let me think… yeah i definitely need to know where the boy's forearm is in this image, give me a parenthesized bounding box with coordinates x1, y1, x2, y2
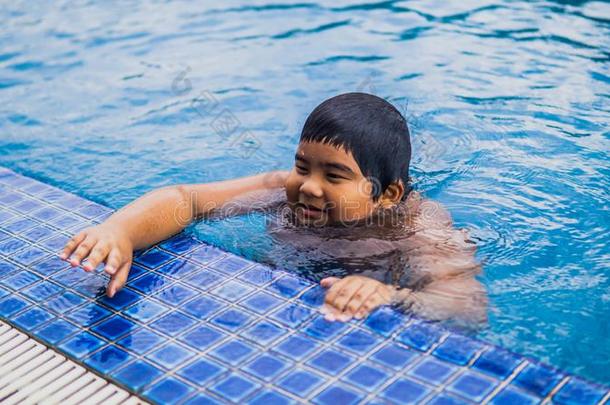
(104, 185, 192, 250)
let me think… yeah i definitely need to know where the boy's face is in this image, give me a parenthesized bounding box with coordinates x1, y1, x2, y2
(285, 141, 379, 227)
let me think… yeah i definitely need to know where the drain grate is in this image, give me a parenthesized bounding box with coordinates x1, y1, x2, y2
(0, 320, 147, 405)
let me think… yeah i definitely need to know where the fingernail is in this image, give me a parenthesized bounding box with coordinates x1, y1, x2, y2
(324, 313, 336, 322)
(105, 266, 116, 275)
(59, 252, 66, 259)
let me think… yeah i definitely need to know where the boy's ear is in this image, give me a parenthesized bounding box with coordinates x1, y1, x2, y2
(379, 180, 405, 207)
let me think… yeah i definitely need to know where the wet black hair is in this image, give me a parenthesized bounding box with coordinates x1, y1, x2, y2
(300, 92, 412, 202)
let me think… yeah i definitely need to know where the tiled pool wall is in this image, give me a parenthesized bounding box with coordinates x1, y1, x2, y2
(0, 166, 608, 405)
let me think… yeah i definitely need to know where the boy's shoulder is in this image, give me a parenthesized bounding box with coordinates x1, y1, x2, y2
(405, 191, 452, 229)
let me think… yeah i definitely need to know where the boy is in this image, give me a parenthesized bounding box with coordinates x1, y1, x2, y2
(60, 93, 486, 323)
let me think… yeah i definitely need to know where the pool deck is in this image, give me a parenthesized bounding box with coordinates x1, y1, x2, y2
(0, 166, 608, 405)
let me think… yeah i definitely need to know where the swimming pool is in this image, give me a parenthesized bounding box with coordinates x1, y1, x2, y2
(1, 0, 608, 387)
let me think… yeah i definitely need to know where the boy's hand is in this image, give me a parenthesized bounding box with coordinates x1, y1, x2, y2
(320, 275, 396, 322)
(59, 224, 133, 298)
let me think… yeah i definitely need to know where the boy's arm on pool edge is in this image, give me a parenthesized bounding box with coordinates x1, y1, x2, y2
(60, 170, 289, 296)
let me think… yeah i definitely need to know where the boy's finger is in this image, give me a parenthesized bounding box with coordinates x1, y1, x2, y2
(59, 232, 87, 260)
(320, 277, 340, 288)
(69, 236, 97, 266)
(346, 282, 377, 317)
(324, 278, 349, 306)
(106, 260, 131, 298)
(82, 243, 109, 272)
(358, 293, 385, 318)
(104, 249, 122, 275)
(330, 278, 364, 313)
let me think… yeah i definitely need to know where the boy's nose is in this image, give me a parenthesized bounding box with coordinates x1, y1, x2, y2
(299, 178, 323, 198)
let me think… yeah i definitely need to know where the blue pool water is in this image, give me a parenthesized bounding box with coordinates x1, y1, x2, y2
(0, 0, 609, 386)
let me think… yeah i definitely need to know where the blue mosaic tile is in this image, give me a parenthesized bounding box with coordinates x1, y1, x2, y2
(336, 328, 379, 354)
(98, 287, 142, 309)
(397, 320, 444, 351)
(446, 370, 497, 402)
(514, 362, 564, 397)
(184, 394, 223, 405)
(179, 325, 224, 350)
(243, 320, 287, 345)
(0, 295, 30, 317)
(211, 279, 254, 301)
(177, 357, 226, 386)
(84, 345, 135, 374)
(154, 283, 197, 305)
(238, 265, 276, 285)
(363, 305, 405, 337)
(427, 393, 470, 405)
(473, 346, 523, 379)
(39, 234, 70, 251)
(32, 206, 63, 221)
(128, 272, 171, 294)
(159, 234, 201, 255)
(268, 274, 310, 298)
(210, 340, 256, 366)
(489, 385, 539, 405)
(307, 348, 354, 375)
(211, 308, 252, 332)
(30, 256, 69, 276)
(58, 331, 106, 359)
(147, 342, 195, 369)
(10, 246, 48, 266)
(91, 315, 137, 340)
(143, 376, 194, 404)
(157, 259, 200, 279)
(184, 268, 223, 290)
(183, 295, 222, 319)
(241, 291, 283, 315)
(111, 360, 164, 392)
(408, 357, 458, 385)
(212, 255, 257, 277)
(299, 285, 325, 307)
(0, 270, 41, 290)
(51, 268, 89, 287)
(270, 302, 314, 328)
(210, 372, 261, 402)
(117, 327, 165, 355)
(371, 342, 419, 371)
(21, 224, 55, 242)
(35, 318, 78, 345)
(381, 377, 431, 404)
(3, 217, 39, 233)
(553, 377, 607, 405)
(274, 333, 318, 361)
(124, 298, 170, 322)
(249, 389, 294, 405)
(304, 316, 348, 340)
(343, 363, 390, 392)
(65, 302, 112, 326)
(245, 354, 289, 382)
(184, 244, 225, 265)
(312, 384, 364, 405)
(12, 306, 54, 329)
(0, 237, 29, 254)
(277, 369, 323, 396)
(43, 291, 85, 314)
(134, 247, 175, 269)
(433, 334, 483, 366)
(150, 310, 196, 337)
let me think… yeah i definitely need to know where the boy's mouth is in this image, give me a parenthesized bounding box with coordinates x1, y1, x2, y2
(295, 202, 325, 219)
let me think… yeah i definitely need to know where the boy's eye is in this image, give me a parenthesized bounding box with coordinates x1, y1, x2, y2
(295, 165, 308, 173)
(327, 173, 345, 180)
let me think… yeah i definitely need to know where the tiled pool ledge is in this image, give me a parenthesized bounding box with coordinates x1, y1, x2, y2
(0, 166, 608, 405)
